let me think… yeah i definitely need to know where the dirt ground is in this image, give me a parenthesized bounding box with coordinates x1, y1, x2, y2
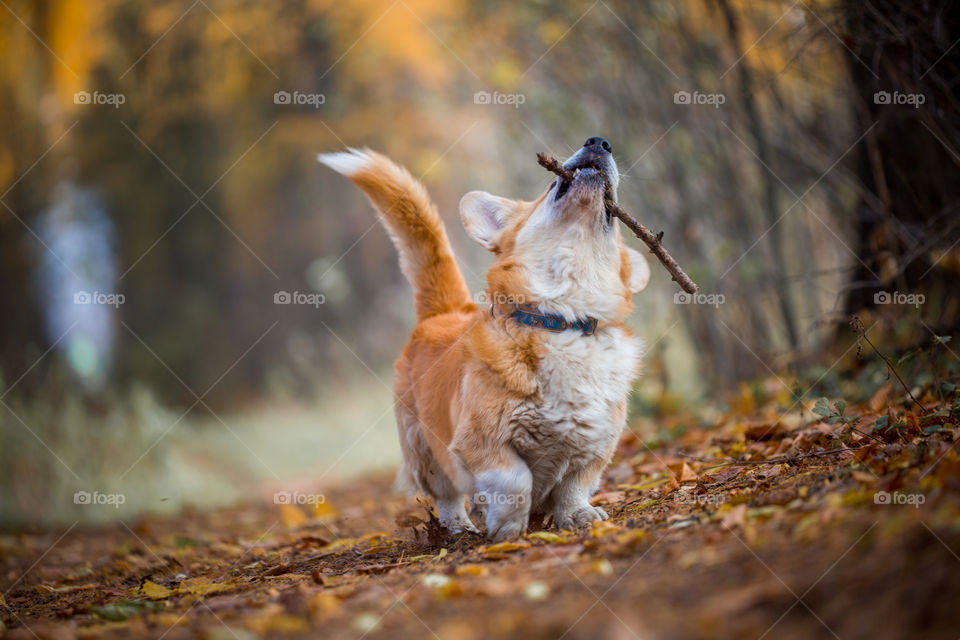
(3, 369, 960, 640)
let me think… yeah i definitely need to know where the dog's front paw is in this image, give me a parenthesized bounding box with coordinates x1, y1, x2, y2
(487, 513, 527, 541)
(469, 497, 488, 523)
(555, 504, 608, 531)
(437, 498, 480, 535)
(475, 465, 532, 541)
(446, 518, 480, 535)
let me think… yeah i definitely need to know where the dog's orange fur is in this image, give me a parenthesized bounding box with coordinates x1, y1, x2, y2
(318, 148, 645, 539)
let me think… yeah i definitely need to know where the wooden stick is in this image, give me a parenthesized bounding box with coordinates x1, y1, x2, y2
(537, 153, 699, 294)
(536, 152, 576, 183)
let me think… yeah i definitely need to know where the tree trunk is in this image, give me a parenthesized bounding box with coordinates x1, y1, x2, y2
(840, 0, 960, 333)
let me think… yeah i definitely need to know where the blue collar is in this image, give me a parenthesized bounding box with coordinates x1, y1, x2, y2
(492, 303, 599, 336)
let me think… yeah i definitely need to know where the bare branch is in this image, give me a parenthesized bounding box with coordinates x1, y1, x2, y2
(537, 153, 699, 294)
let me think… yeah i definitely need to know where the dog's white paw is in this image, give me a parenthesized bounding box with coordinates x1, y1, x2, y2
(469, 497, 488, 522)
(555, 504, 608, 531)
(436, 498, 479, 534)
(445, 517, 480, 535)
(487, 513, 527, 541)
(475, 465, 532, 541)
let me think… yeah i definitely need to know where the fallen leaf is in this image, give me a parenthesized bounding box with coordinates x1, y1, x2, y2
(721, 504, 747, 529)
(315, 538, 357, 557)
(662, 475, 682, 495)
(593, 559, 613, 576)
(526, 531, 568, 544)
(852, 471, 878, 484)
(308, 592, 341, 621)
(614, 529, 648, 547)
(454, 564, 489, 577)
(244, 614, 309, 634)
(754, 464, 784, 481)
(869, 383, 894, 412)
(628, 499, 659, 512)
(362, 544, 394, 556)
(137, 580, 173, 600)
(744, 420, 783, 441)
(619, 476, 671, 492)
(702, 465, 743, 485)
(280, 504, 308, 529)
(300, 535, 332, 547)
(670, 462, 698, 484)
(89, 599, 161, 622)
(483, 541, 530, 554)
(422, 573, 463, 598)
(395, 514, 425, 528)
(177, 577, 233, 596)
(311, 500, 338, 519)
(590, 490, 626, 505)
(260, 564, 294, 576)
(590, 520, 622, 538)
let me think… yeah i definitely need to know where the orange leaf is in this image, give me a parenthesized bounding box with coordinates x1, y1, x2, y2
(590, 490, 626, 505)
(669, 462, 698, 484)
(280, 503, 308, 529)
(721, 504, 747, 529)
(868, 383, 894, 412)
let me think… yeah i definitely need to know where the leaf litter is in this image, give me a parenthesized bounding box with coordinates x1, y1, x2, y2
(2, 348, 960, 639)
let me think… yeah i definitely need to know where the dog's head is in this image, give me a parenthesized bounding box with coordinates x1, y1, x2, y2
(460, 137, 649, 323)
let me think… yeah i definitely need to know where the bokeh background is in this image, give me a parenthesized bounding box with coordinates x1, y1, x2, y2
(1, 0, 957, 528)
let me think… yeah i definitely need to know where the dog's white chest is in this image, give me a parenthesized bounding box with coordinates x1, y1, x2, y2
(537, 327, 640, 421)
(510, 327, 642, 478)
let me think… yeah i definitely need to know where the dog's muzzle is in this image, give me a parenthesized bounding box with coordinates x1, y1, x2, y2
(553, 136, 619, 203)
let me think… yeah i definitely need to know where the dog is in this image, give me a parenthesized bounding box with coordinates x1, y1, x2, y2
(318, 137, 649, 540)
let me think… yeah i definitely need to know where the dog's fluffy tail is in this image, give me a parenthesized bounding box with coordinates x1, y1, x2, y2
(318, 148, 472, 320)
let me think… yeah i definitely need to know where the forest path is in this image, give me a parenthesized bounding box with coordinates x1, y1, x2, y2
(3, 377, 960, 640)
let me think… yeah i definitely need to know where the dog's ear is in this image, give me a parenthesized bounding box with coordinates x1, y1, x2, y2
(625, 246, 650, 293)
(460, 191, 516, 251)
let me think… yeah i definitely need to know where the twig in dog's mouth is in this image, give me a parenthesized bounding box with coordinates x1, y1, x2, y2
(536, 152, 699, 294)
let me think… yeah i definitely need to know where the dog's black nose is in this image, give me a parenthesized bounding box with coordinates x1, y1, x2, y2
(584, 137, 612, 153)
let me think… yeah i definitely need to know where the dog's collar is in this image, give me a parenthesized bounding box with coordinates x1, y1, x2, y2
(491, 303, 598, 336)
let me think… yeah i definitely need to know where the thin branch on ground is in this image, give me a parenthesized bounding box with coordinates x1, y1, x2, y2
(851, 316, 927, 413)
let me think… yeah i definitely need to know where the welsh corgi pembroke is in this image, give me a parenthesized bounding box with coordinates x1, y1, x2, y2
(318, 137, 649, 540)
